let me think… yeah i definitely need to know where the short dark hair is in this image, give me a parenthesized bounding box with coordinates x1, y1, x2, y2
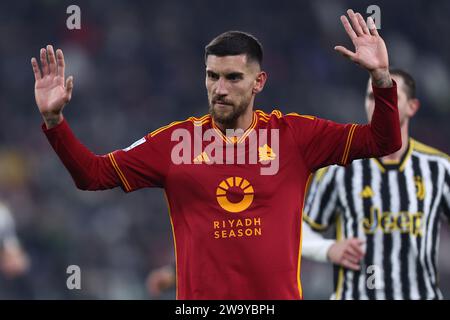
(205, 31, 263, 66)
(390, 68, 416, 99)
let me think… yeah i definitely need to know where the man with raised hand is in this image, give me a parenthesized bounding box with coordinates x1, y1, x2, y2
(31, 10, 400, 299)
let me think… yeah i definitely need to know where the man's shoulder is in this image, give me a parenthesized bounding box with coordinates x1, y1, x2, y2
(411, 138, 450, 163)
(256, 109, 316, 120)
(255, 109, 317, 128)
(146, 114, 211, 139)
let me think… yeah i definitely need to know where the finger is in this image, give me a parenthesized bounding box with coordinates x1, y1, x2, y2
(342, 258, 361, 271)
(56, 49, 65, 78)
(349, 241, 366, 257)
(40, 48, 49, 75)
(340, 15, 357, 40)
(343, 256, 359, 266)
(345, 246, 364, 260)
(356, 12, 370, 35)
(367, 17, 379, 36)
(334, 46, 356, 60)
(47, 45, 57, 75)
(347, 9, 364, 36)
(31, 57, 41, 81)
(64, 76, 74, 102)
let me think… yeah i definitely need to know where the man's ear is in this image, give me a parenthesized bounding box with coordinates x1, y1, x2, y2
(408, 98, 420, 118)
(253, 71, 267, 94)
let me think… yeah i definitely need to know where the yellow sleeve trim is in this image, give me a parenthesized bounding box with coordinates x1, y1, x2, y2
(108, 153, 132, 192)
(315, 167, 330, 182)
(341, 124, 357, 165)
(303, 214, 328, 231)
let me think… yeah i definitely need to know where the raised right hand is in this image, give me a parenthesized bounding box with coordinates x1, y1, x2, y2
(327, 237, 365, 271)
(31, 45, 73, 129)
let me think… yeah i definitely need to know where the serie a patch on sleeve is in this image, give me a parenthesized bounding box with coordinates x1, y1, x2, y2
(123, 137, 146, 152)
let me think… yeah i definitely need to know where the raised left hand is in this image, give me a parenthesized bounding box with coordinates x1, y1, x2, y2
(335, 9, 389, 75)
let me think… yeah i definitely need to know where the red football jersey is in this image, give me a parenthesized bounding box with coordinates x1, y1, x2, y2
(43, 84, 400, 299)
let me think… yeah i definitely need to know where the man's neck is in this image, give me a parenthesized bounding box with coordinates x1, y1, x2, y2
(381, 123, 409, 163)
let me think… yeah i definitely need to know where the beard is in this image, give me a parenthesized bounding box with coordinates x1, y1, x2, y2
(209, 97, 250, 127)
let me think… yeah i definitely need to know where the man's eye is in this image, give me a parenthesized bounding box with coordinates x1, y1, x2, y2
(227, 74, 242, 81)
(208, 73, 219, 80)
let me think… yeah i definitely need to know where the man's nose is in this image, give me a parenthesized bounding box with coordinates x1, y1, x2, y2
(215, 78, 228, 95)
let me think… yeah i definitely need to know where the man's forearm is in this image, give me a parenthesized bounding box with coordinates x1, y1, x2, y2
(302, 221, 335, 263)
(345, 81, 401, 163)
(43, 119, 121, 190)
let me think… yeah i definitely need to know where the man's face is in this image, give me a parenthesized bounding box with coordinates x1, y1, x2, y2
(205, 54, 262, 125)
(365, 75, 410, 126)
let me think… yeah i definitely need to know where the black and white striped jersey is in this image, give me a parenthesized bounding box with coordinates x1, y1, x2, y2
(303, 138, 450, 300)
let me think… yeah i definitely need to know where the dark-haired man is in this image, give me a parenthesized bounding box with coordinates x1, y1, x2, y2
(31, 10, 401, 299)
(302, 69, 450, 300)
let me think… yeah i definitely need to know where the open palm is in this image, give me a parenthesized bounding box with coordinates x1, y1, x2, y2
(31, 45, 73, 117)
(335, 10, 388, 72)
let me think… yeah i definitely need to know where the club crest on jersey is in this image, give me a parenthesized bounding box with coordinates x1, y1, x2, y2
(415, 176, 425, 201)
(258, 144, 276, 163)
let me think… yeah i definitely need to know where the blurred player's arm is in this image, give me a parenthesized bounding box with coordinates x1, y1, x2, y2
(146, 264, 176, 297)
(301, 221, 335, 262)
(0, 203, 29, 278)
(302, 222, 364, 271)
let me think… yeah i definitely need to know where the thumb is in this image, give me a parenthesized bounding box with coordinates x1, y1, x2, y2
(64, 76, 74, 102)
(334, 46, 356, 60)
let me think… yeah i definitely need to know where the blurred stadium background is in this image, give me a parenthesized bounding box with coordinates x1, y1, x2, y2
(0, 0, 449, 299)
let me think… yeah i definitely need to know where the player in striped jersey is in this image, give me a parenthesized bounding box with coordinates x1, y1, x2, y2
(302, 69, 450, 299)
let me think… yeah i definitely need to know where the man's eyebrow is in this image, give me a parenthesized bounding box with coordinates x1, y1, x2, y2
(206, 69, 244, 74)
(226, 72, 244, 76)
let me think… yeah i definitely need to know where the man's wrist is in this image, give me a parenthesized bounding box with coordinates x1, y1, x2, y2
(324, 240, 337, 262)
(370, 68, 393, 88)
(42, 113, 64, 129)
